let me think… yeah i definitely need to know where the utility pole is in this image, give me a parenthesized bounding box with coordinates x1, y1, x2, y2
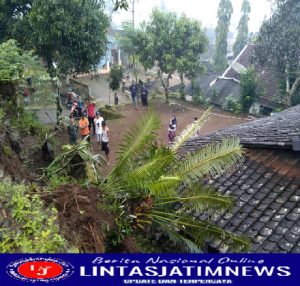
(131, 0, 135, 29)
(131, 0, 139, 102)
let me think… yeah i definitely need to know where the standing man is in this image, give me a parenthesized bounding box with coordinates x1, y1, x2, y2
(77, 95, 84, 117)
(101, 121, 110, 164)
(79, 112, 90, 141)
(87, 97, 96, 135)
(94, 111, 104, 150)
(129, 80, 138, 110)
(67, 116, 78, 145)
(141, 84, 149, 110)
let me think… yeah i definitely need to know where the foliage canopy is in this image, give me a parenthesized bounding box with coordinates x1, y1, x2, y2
(214, 0, 233, 72)
(233, 0, 251, 57)
(254, 0, 300, 106)
(127, 9, 208, 100)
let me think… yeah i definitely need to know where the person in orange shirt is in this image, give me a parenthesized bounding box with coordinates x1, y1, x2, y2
(79, 112, 90, 141)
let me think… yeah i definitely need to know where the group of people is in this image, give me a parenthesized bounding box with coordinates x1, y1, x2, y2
(129, 81, 149, 110)
(67, 96, 110, 164)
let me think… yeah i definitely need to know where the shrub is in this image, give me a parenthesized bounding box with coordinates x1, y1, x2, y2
(98, 107, 123, 120)
(3, 145, 12, 156)
(0, 183, 76, 252)
(224, 96, 242, 113)
(240, 67, 258, 112)
(12, 111, 50, 139)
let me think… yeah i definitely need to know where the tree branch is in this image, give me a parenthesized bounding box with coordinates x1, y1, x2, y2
(289, 76, 300, 98)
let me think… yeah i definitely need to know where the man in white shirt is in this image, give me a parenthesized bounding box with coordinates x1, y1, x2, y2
(94, 111, 104, 150)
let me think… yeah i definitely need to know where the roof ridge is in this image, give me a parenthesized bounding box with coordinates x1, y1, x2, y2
(186, 105, 300, 150)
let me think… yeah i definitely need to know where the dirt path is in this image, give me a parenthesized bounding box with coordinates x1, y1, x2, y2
(90, 99, 252, 176)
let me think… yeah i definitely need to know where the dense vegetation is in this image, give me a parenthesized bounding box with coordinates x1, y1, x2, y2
(120, 9, 208, 100)
(254, 0, 300, 106)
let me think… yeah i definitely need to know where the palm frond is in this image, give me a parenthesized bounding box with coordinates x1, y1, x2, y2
(170, 108, 211, 153)
(177, 184, 233, 212)
(146, 176, 181, 198)
(156, 223, 202, 253)
(174, 138, 243, 186)
(109, 113, 160, 178)
(151, 210, 249, 252)
(123, 148, 175, 191)
(157, 193, 233, 213)
(43, 140, 105, 181)
(189, 221, 250, 252)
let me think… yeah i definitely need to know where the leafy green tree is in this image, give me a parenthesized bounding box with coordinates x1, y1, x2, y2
(134, 9, 177, 101)
(0, 0, 109, 75)
(233, 0, 251, 57)
(112, 0, 129, 11)
(117, 22, 143, 79)
(0, 39, 62, 123)
(28, 0, 109, 75)
(175, 14, 208, 99)
(109, 64, 124, 104)
(0, 0, 32, 43)
(0, 39, 52, 94)
(255, 0, 300, 106)
(240, 67, 257, 112)
(117, 23, 137, 57)
(254, 0, 300, 107)
(131, 9, 208, 101)
(214, 0, 233, 72)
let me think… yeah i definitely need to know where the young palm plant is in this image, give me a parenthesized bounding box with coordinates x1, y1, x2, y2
(101, 110, 249, 252)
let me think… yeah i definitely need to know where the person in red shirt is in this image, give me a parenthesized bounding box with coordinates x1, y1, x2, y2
(87, 98, 96, 136)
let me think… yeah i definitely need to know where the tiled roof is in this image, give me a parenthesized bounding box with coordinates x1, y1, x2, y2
(185, 105, 300, 149)
(203, 149, 300, 253)
(223, 44, 255, 79)
(182, 107, 300, 253)
(209, 43, 282, 107)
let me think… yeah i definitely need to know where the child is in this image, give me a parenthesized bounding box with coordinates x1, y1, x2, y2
(94, 111, 104, 150)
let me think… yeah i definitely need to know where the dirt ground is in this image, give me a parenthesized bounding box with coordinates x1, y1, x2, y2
(91, 99, 252, 175)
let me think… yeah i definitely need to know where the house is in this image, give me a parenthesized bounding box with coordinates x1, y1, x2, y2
(208, 43, 284, 115)
(182, 105, 300, 253)
(98, 27, 129, 71)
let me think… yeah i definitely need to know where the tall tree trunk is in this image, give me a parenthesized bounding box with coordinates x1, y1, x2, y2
(285, 65, 291, 107)
(179, 72, 185, 99)
(158, 70, 170, 102)
(287, 76, 300, 106)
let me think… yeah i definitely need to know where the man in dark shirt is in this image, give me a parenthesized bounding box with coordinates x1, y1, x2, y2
(129, 81, 139, 110)
(141, 84, 149, 110)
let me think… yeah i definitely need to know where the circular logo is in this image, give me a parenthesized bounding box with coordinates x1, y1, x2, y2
(6, 257, 74, 283)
